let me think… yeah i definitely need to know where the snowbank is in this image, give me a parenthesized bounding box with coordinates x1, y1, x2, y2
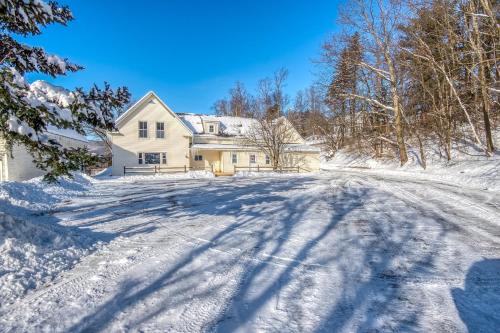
(0, 173, 93, 216)
(0, 214, 99, 308)
(234, 171, 310, 178)
(99, 170, 215, 183)
(0, 173, 98, 308)
(321, 138, 500, 191)
(93, 166, 112, 177)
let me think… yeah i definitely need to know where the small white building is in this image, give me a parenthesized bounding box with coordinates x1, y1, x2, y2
(0, 128, 88, 182)
(0, 80, 92, 182)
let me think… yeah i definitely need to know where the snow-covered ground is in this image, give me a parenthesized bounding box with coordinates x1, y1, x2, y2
(234, 170, 309, 178)
(1, 171, 499, 332)
(95, 169, 215, 183)
(0, 174, 101, 307)
(322, 136, 500, 192)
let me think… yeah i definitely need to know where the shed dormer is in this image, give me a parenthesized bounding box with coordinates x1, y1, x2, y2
(202, 120, 220, 134)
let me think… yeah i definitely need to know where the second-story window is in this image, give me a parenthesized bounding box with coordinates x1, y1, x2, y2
(156, 122, 165, 138)
(138, 121, 148, 138)
(209, 125, 215, 133)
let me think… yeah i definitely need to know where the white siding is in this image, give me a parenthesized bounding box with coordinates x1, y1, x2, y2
(1, 134, 88, 182)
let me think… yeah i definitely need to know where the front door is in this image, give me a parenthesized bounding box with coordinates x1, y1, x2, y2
(213, 159, 221, 173)
(209, 152, 222, 173)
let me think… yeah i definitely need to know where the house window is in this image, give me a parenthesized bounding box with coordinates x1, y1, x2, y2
(138, 152, 143, 164)
(145, 153, 160, 164)
(162, 152, 167, 164)
(231, 153, 238, 164)
(208, 125, 215, 133)
(265, 154, 270, 165)
(249, 154, 256, 164)
(156, 122, 165, 138)
(194, 155, 203, 161)
(138, 121, 148, 138)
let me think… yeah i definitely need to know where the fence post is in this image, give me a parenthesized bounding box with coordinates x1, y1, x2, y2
(257, 165, 260, 172)
(123, 165, 126, 175)
(184, 165, 187, 173)
(234, 165, 236, 174)
(297, 165, 300, 173)
(211, 164, 214, 173)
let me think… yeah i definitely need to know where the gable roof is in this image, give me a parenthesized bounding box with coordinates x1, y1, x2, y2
(115, 91, 193, 135)
(179, 114, 306, 143)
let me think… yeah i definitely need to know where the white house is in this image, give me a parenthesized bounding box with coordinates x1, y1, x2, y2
(110, 91, 320, 176)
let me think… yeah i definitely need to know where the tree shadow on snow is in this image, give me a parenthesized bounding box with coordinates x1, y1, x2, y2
(61, 175, 476, 332)
(66, 176, 323, 332)
(452, 259, 500, 333)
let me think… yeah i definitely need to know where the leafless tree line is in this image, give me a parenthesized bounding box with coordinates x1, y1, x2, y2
(318, 0, 498, 166)
(214, 0, 498, 168)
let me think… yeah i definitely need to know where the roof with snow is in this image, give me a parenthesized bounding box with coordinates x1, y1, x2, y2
(179, 114, 258, 136)
(46, 126, 88, 143)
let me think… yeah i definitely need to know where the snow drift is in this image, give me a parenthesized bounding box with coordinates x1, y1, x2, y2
(0, 213, 99, 308)
(0, 173, 93, 216)
(0, 173, 98, 308)
(234, 171, 310, 178)
(321, 132, 500, 192)
(98, 170, 215, 182)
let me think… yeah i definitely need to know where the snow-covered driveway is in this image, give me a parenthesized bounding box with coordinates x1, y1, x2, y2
(2, 172, 499, 332)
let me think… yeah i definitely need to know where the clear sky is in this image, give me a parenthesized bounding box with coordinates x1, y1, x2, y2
(24, 0, 340, 114)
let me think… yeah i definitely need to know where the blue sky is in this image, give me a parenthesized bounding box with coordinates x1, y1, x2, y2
(24, 0, 340, 114)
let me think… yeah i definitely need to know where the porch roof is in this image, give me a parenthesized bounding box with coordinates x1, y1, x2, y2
(191, 143, 321, 153)
(191, 144, 254, 151)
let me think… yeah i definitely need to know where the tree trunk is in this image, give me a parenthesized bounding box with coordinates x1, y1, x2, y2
(417, 132, 426, 169)
(393, 92, 408, 165)
(470, 5, 495, 153)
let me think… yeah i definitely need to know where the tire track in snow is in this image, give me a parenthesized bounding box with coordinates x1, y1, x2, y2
(335, 170, 500, 245)
(372, 179, 500, 245)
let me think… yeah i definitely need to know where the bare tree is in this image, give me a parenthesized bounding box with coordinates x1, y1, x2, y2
(400, 0, 497, 156)
(212, 81, 254, 117)
(213, 98, 230, 116)
(254, 68, 290, 119)
(315, 0, 498, 165)
(288, 85, 328, 138)
(243, 117, 298, 170)
(336, 0, 409, 165)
